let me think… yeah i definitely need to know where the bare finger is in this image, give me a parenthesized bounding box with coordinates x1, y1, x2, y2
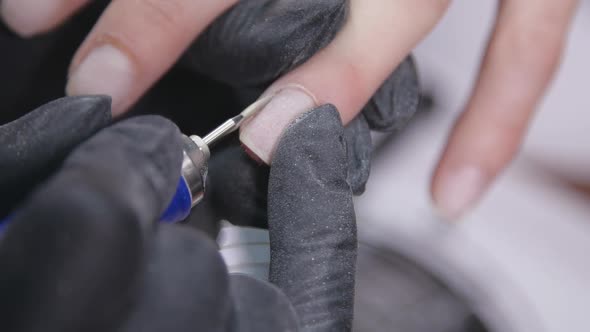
(431, 0, 578, 220)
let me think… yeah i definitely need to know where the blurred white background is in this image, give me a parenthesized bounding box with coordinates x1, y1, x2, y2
(356, 1, 590, 331)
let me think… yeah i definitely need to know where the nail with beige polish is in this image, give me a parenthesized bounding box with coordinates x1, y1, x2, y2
(66, 44, 135, 116)
(239, 85, 318, 164)
(433, 166, 488, 221)
(1, 0, 61, 37)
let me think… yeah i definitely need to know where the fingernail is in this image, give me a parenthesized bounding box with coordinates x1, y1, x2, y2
(433, 166, 488, 221)
(239, 85, 318, 164)
(1, 0, 61, 37)
(66, 44, 135, 116)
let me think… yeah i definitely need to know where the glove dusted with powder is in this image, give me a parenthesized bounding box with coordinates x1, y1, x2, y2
(188, 0, 420, 232)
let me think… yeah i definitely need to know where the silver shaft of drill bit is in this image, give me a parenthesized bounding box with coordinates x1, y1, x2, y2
(202, 94, 275, 146)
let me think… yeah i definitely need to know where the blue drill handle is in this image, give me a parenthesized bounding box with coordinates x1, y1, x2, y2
(159, 177, 194, 223)
(0, 177, 194, 232)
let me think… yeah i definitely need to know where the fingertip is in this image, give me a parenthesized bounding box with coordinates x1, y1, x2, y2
(1, 0, 88, 37)
(57, 95, 113, 119)
(66, 44, 136, 116)
(430, 163, 490, 222)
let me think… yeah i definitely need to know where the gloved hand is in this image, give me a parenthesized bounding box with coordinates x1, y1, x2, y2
(0, 95, 357, 331)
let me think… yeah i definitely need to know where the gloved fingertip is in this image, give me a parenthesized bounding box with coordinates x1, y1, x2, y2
(363, 56, 420, 132)
(229, 274, 299, 331)
(13, 95, 113, 130)
(240, 143, 265, 166)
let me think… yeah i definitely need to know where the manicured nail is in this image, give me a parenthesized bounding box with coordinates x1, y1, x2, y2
(66, 44, 135, 116)
(433, 166, 488, 221)
(239, 85, 318, 164)
(1, 0, 60, 37)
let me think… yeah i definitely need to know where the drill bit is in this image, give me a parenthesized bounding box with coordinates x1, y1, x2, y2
(202, 94, 275, 146)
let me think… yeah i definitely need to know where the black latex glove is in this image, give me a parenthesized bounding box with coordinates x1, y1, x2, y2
(0, 96, 306, 332)
(0, 4, 420, 330)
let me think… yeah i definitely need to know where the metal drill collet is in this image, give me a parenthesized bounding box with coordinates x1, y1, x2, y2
(181, 135, 210, 207)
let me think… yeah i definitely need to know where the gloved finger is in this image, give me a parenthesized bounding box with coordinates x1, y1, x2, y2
(186, 143, 269, 237)
(119, 224, 233, 332)
(184, 0, 348, 87)
(0, 95, 111, 217)
(229, 274, 300, 331)
(431, 0, 578, 221)
(1, 0, 90, 37)
(239, 0, 447, 164)
(65, 0, 237, 115)
(186, 0, 419, 127)
(0, 115, 183, 332)
(268, 105, 356, 330)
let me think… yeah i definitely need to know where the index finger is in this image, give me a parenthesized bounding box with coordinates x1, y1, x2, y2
(66, 0, 237, 115)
